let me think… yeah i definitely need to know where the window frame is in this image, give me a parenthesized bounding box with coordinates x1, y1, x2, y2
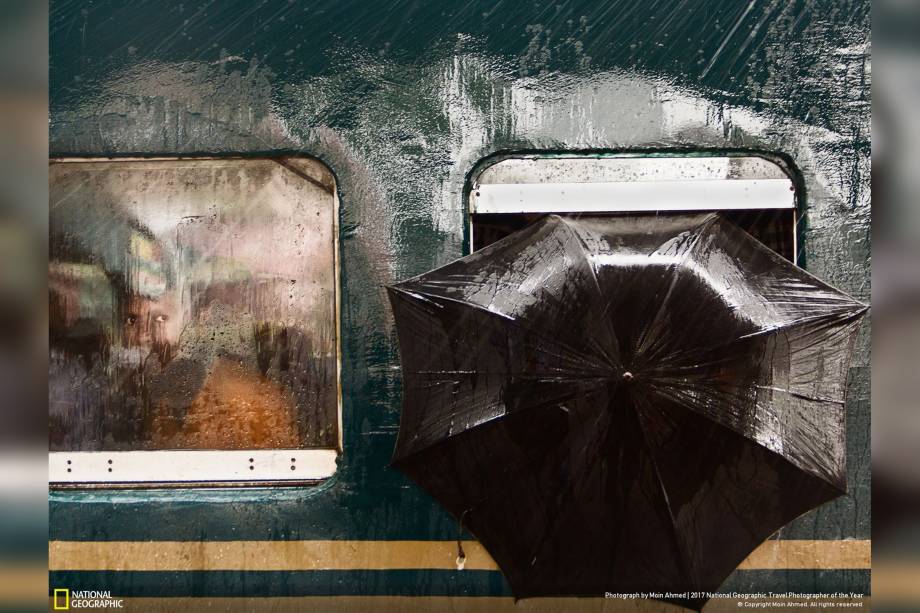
(467, 152, 799, 262)
(48, 156, 343, 488)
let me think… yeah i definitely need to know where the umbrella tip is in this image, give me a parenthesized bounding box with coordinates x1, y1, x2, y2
(622, 371, 634, 383)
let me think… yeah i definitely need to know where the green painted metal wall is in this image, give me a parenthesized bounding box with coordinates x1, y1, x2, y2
(49, 0, 871, 598)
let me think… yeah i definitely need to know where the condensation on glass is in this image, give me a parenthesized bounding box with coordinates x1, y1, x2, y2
(49, 158, 341, 460)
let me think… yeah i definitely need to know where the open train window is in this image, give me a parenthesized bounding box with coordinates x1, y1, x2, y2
(49, 157, 341, 487)
(469, 154, 798, 262)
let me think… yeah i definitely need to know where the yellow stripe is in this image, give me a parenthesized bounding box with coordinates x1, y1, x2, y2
(50, 540, 497, 571)
(49, 539, 870, 572)
(736, 539, 870, 569)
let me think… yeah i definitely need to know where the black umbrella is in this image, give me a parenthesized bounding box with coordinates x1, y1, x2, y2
(387, 213, 867, 609)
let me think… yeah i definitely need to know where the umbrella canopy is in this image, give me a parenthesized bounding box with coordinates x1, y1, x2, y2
(387, 213, 867, 608)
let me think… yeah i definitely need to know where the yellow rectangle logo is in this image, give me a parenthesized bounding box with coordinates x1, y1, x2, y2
(53, 588, 69, 610)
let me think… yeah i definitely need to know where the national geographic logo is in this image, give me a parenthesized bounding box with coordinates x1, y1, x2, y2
(52, 589, 125, 609)
(53, 589, 68, 610)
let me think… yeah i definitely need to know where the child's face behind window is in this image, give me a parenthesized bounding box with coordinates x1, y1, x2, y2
(121, 291, 181, 367)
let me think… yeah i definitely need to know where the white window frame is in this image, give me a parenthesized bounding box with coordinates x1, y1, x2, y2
(48, 157, 343, 488)
(49, 449, 338, 487)
(469, 154, 798, 261)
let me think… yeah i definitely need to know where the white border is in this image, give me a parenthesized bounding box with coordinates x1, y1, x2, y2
(472, 178, 794, 214)
(49, 449, 338, 484)
(469, 155, 795, 214)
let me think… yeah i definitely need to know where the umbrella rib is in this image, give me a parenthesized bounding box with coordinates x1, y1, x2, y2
(394, 378, 612, 462)
(516, 401, 616, 570)
(752, 385, 845, 405)
(731, 308, 868, 344)
(391, 286, 614, 376)
(633, 215, 719, 369)
(643, 308, 865, 408)
(639, 300, 864, 370)
(646, 306, 865, 366)
(647, 376, 846, 406)
(714, 215, 871, 310)
(555, 216, 621, 367)
(414, 371, 613, 381)
(645, 383, 846, 491)
(631, 397, 699, 587)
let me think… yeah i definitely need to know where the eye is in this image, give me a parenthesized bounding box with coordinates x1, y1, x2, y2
(125, 314, 137, 325)
(153, 314, 169, 323)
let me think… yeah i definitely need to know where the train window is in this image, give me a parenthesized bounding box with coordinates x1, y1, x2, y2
(49, 157, 341, 487)
(469, 154, 798, 262)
